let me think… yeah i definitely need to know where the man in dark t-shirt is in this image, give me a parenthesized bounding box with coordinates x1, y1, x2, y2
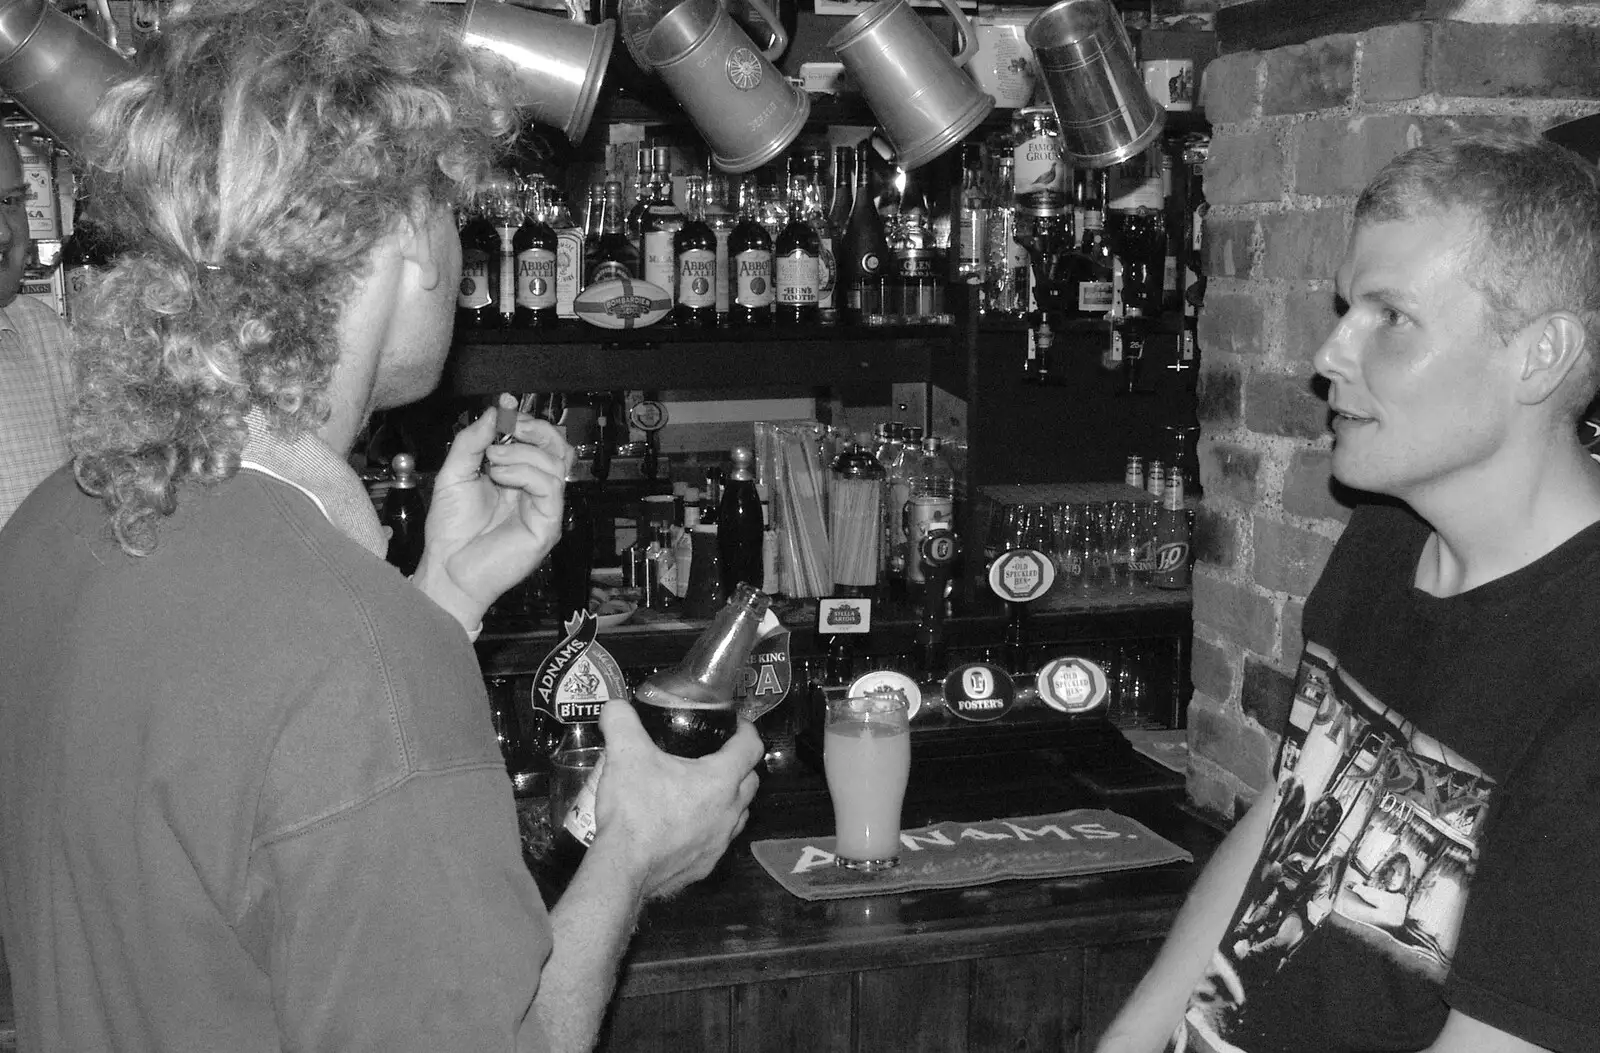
(1095, 135, 1600, 1053)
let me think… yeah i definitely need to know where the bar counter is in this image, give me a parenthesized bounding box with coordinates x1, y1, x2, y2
(560, 747, 1223, 1052)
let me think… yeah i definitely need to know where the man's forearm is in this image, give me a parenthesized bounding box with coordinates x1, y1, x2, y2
(529, 841, 650, 1053)
(1095, 783, 1278, 1053)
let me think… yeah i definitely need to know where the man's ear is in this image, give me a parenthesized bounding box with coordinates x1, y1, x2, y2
(1517, 311, 1588, 406)
(396, 200, 444, 292)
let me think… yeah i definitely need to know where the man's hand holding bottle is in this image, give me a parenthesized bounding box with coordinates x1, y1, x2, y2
(589, 698, 763, 900)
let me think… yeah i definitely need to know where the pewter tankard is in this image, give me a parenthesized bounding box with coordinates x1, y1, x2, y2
(828, 0, 991, 170)
(0, 0, 133, 151)
(644, 0, 808, 174)
(458, 0, 615, 143)
(1025, 0, 1163, 168)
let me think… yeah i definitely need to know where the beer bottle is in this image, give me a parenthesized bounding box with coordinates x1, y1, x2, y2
(837, 145, 890, 325)
(512, 185, 559, 329)
(673, 175, 719, 329)
(456, 200, 500, 329)
(382, 453, 427, 576)
(587, 180, 638, 285)
(547, 462, 594, 626)
(549, 183, 585, 320)
(625, 144, 654, 253)
(728, 176, 774, 326)
(642, 146, 684, 298)
(633, 582, 771, 756)
(1152, 473, 1191, 591)
(552, 585, 771, 859)
(775, 174, 821, 325)
(716, 446, 765, 600)
(821, 145, 853, 325)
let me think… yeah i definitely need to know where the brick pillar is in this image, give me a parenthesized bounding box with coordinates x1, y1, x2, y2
(1186, 12, 1600, 819)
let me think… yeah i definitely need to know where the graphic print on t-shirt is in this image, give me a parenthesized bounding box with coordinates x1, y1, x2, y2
(1175, 642, 1495, 1053)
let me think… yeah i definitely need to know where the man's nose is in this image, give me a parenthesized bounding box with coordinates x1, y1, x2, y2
(1312, 317, 1354, 383)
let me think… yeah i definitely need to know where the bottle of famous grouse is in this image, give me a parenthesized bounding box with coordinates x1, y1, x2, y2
(551, 584, 771, 865)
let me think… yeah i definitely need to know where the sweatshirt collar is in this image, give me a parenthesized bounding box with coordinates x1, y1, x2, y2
(238, 408, 388, 559)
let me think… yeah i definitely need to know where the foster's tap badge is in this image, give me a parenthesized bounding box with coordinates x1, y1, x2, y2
(943, 662, 1016, 723)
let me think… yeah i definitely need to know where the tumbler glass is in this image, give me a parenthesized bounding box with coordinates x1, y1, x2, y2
(824, 691, 912, 871)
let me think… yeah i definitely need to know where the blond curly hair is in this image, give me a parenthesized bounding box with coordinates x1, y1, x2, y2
(71, 0, 522, 555)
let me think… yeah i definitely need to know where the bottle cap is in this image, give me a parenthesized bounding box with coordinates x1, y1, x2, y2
(390, 453, 418, 488)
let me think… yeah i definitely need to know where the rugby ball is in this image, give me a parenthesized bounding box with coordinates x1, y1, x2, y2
(573, 277, 672, 330)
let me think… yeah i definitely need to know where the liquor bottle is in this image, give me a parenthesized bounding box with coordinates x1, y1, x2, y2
(1179, 135, 1210, 395)
(59, 176, 114, 324)
(512, 185, 559, 328)
(642, 145, 684, 298)
(728, 176, 774, 326)
(810, 156, 842, 325)
(904, 435, 954, 590)
(704, 168, 737, 321)
(886, 424, 920, 584)
(625, 144, 654, 254)
(1106, 146, 1167, 321)
(491, 180, 522, 328)
(837, 146, 890, 325)
(984, 156, 1027, 317)
(756, 165, 787, 244)
(716, 446, 765, 600)
(890, 167, 937, 325)
(586, 180, 638, 285)
(549, 183, 585, 320)
(674, 174, 719, 329)
(775, 174, 821, 325)
(547, 464, 594, 625)
(1151, 473, 1191, 590)
(701, 467, 723, 526)
(955, 143, 989, 293)
(382, 453, 427, 576)
(456, 200, 500, 329)
(1070, 170, 1114, 319)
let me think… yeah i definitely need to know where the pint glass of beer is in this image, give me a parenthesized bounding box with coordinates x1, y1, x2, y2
(824, 690, 911, 871)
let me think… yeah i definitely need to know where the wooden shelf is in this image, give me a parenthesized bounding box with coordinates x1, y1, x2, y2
(446, 319, 965, 395)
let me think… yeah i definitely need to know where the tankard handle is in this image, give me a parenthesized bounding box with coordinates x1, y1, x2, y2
(928, 0, 977, 65)
(734, 0, 788, 62)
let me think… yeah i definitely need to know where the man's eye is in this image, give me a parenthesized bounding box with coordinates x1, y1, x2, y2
(1379, 307, 1406, 327)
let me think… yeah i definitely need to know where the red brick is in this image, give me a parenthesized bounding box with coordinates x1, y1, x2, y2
(1282, 447, 1356, 524)
(1200, 440, 1261, 505)
(1194, 571, 1279, 655)
(1433, 21, 1600, 100)
(1192, 634, 1236, 703)
(1259, 208, 1347, 281)
(1281, 282, 1340, 369)
(1197, 361, 1243, 425)
(1200, 50, 1260, 124)
(1186, 765, 1245, 822)
(1241, 655, 1295, 735)
(1187, 694, 1276, 789)
(1262, 35, 1356, 115)
(1197, 287, 1266, 358)
(1205, 128, 1284, 205)
(1203, 216, 1258, 280)
(1194, 502, 1243, 569)
(1244, 369, 1329, 441)
(1360, 23, 1429, 103)
(1293, 114, 1536, 198)
(1251, 514, 1335, 595)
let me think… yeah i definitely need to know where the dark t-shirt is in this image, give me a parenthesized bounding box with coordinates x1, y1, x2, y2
(1176, 501, 1600, 1053)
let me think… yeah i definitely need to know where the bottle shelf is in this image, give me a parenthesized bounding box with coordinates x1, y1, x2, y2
(446, 319, 968, 394)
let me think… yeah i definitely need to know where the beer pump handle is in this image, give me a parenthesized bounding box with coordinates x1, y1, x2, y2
(915, 527, 960, 680)
(1003, 598, 1028, 677)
